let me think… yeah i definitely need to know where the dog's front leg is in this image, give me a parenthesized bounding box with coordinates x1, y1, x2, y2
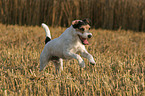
(81, 50, 96, 65)
(64, 52, 85, 68)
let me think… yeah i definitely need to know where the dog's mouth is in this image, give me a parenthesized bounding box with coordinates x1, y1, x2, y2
(78, 35, 89, 45)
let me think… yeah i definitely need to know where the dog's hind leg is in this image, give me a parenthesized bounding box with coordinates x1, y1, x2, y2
(39, 61, 49, 72)
(53, 58, 63, 74)
(39, 55, 50, 72)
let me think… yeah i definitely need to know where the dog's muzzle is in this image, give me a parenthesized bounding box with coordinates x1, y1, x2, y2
(88, 34, 92, 38)
(78, 34, 92, 45)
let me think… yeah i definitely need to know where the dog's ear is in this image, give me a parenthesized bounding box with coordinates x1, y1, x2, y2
(82, 18, 91, 25)
(72, 20, 82, 28)
(72, 20, 81, 25)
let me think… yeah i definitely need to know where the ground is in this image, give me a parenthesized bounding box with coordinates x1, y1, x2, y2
(0, 24, 145, 95)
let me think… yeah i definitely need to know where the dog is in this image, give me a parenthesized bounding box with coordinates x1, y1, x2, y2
(40, 19, 96, 74)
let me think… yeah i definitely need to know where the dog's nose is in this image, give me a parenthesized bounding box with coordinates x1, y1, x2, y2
(88, 35, 92, 38)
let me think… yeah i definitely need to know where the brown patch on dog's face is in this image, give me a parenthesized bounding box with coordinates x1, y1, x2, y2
(72, 18, 91, 29)
(78, 25, 91, 33)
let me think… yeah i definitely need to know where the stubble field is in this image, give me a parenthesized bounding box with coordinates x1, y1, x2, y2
(0, 24, 145, 96)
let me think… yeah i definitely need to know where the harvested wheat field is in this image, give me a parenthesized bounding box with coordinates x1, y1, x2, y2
(0, 24, 145, 96)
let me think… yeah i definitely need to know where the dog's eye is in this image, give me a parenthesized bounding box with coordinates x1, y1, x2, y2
(89, 28, 91, 30)
(80, 28, 84, 31)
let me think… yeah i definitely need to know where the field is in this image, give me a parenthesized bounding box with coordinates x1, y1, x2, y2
(0, 23, 145, 96)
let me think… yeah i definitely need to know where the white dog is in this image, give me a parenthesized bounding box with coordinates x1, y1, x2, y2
(40, 19, 96, 73)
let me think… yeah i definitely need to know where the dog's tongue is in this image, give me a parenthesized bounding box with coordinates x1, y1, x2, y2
(78, 35, 89, 45)
(83, 39, 89, 45)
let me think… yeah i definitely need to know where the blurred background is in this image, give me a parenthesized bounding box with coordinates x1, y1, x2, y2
(0, 0, 145, 31)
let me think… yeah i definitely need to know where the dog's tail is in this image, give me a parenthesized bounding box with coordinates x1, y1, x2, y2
(42, 23, 51, 44)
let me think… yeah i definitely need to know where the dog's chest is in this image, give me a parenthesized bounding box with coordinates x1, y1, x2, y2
(69, 43, 82, 53)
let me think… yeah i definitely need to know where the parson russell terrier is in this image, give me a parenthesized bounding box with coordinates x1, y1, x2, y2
(40, 19, 96, 73)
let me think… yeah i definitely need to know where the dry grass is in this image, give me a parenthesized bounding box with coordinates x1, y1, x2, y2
(0, 23, 145, 96)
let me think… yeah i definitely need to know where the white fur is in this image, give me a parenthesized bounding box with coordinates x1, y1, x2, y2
(40, 23, 96, 73)
(42, 23, 51, 38)
(76, 31, 92, 38)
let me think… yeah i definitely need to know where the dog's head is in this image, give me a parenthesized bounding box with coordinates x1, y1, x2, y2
(72, 19, 92, 45)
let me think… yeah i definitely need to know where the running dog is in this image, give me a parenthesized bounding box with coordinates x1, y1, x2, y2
(40, 19, 96, 73)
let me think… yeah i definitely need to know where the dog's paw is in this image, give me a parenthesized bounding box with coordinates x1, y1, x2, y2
(79, 61, 85, 68)
(89, 59, 96, 65)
